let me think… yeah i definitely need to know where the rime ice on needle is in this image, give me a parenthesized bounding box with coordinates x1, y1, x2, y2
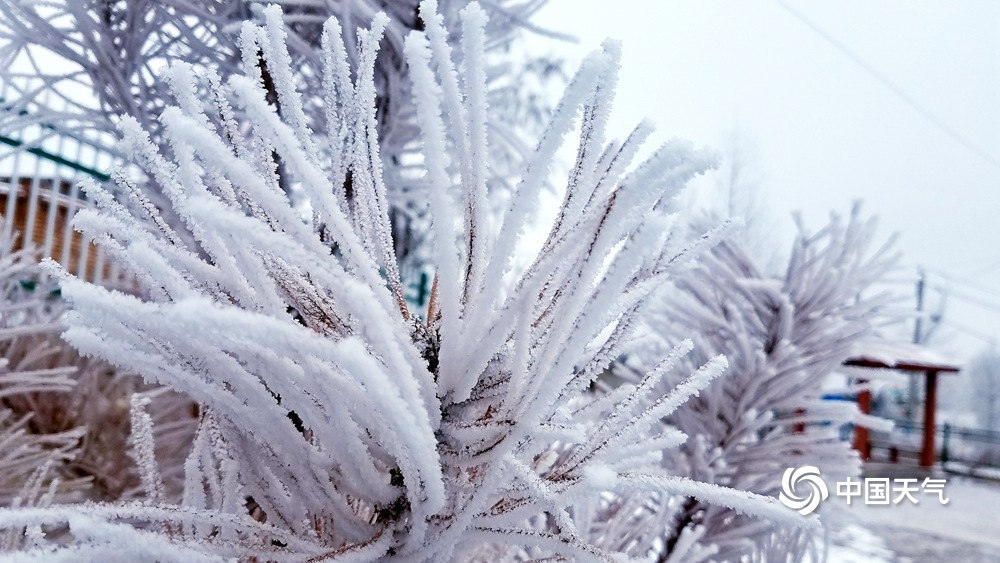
(0, 2, 812, 560)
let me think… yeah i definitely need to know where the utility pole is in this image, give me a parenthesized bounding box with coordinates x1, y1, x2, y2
(989, 340, 998, 433)
(906, 268, 926, 425)
(913, 268, 925, 344)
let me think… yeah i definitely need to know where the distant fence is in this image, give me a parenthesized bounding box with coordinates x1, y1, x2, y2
(0, 78, 123, 285)
(870, 418, 1000, 472)
(940, 422, 1000, 468)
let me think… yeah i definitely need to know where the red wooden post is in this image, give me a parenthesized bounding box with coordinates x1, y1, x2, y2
(793, 407, 806, 434)
(921, 370, 938, 467)
(854, 378, 871, 461)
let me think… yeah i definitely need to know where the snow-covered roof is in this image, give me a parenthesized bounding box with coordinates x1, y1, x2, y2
(845, 340, 961, 373)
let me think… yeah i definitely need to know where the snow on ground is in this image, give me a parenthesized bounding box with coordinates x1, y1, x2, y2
(825, 474, 1000, 562)
(826, 523, 895, 563)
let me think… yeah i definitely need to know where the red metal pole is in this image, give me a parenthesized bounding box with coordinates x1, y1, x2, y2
(921, 371, 938, 467)
(854, 379, 871, 461)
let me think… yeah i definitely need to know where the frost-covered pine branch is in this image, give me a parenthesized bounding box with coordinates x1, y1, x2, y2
(0, 3, 811, 560)
(620, 205, 902, 561)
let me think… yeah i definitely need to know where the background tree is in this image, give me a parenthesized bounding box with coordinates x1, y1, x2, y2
(619, 204, 900, 561)
(967, 346, 1000, 432)
(0, 0, 558, 270)
(711, 128, 781, 270)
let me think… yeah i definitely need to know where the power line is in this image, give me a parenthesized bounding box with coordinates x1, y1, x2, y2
(923, 266, 1000, 303)
(880, 275, 924, 286)
(772, 0, 1000, 172)
(936, 285, 1000, 316)
(962, 258, 1000, 282)
(940, 319, 997, 346)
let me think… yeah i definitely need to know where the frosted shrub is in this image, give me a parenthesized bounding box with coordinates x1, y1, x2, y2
(0, 3, 806, 560)
(0, 230, 196, 509)
(0, 0, 553, 267)
(0, 0, 544, 148)
(0, 237, 80, 512)
(621, 207, 900, 561)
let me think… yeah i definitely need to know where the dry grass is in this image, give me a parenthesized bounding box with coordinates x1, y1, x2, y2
(0, 229, 198, 506)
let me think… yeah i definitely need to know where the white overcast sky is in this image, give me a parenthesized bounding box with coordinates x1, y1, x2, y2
(525, 0, 1000, 363)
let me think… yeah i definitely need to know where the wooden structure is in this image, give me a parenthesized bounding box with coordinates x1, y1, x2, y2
(845, 345, 960, 467)
(0, 177, 110, 281)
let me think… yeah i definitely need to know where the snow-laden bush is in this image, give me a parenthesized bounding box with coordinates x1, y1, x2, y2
(620, 206, 900, 561)
(0, 3, 807, 560)
(0, 235, 81, 511)
(0, 229, 197, 508)
(0, 0, 544, 145)
(0, 0, 555, 268)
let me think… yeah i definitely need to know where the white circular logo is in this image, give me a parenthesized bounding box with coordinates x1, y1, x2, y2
(779, 466, 829, 515)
